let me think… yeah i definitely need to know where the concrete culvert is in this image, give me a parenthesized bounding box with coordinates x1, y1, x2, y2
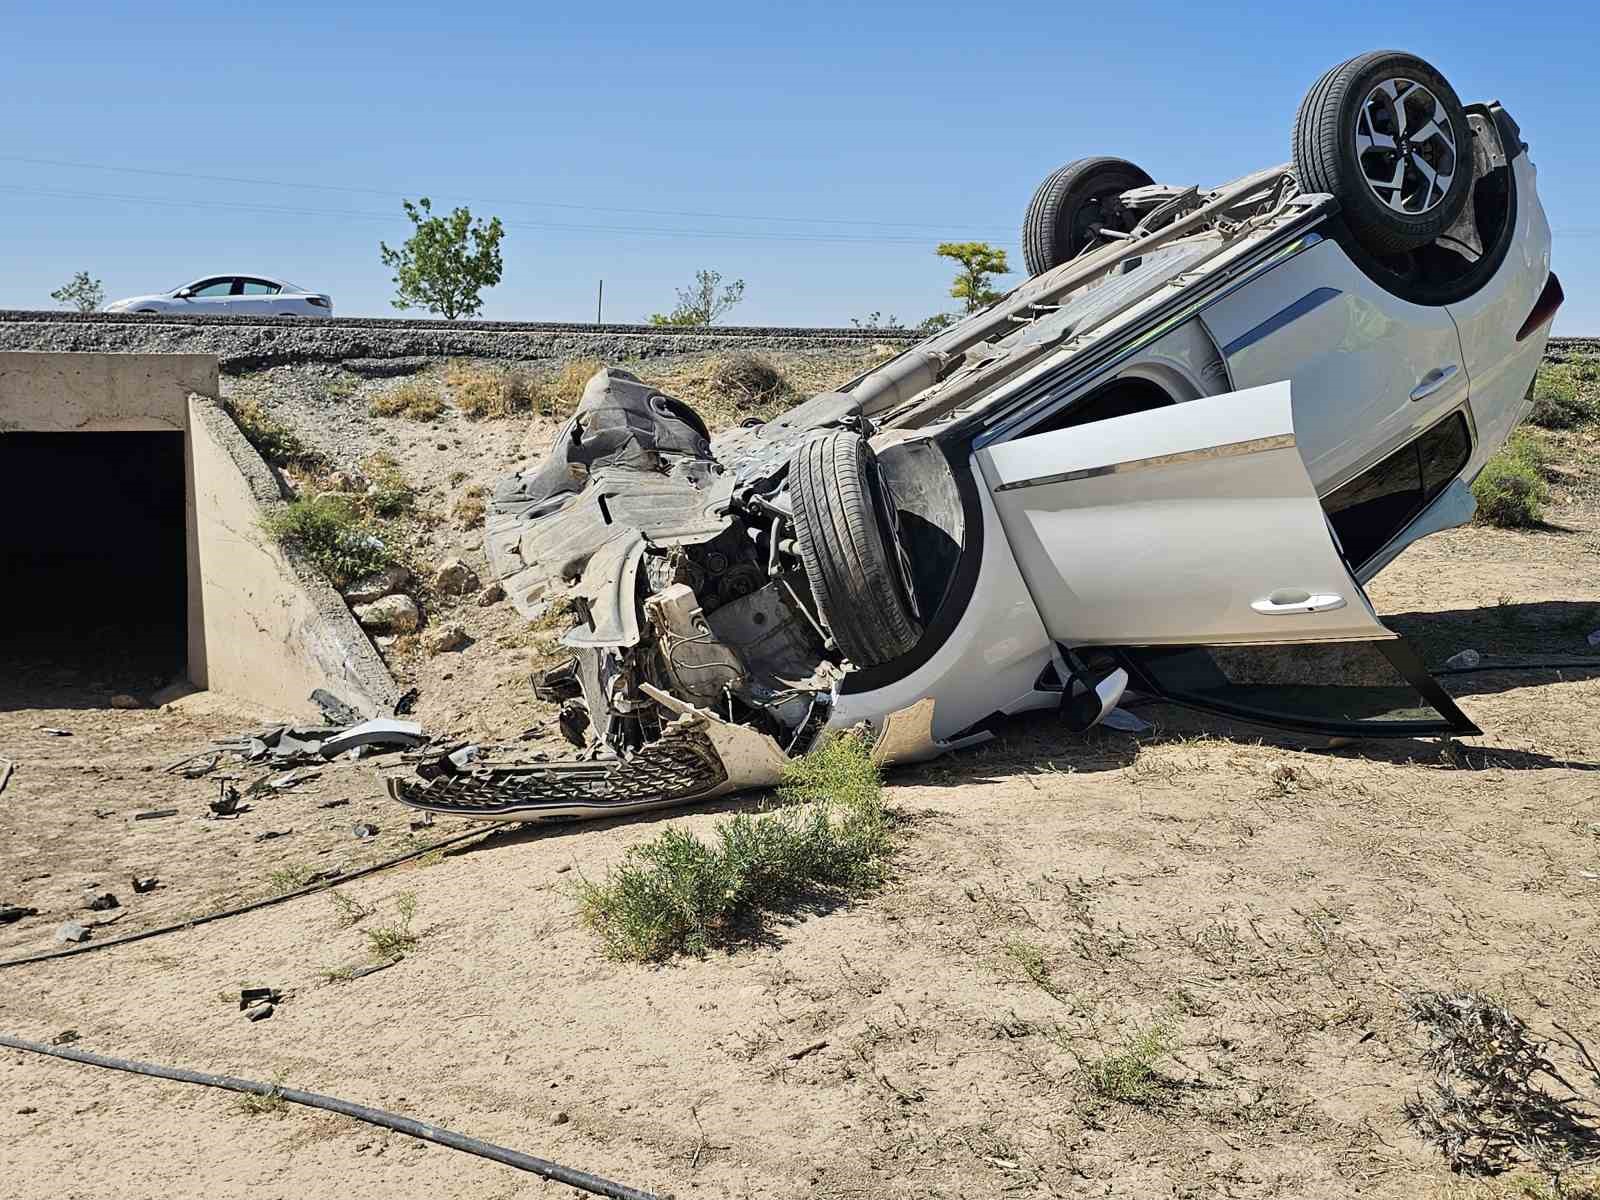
(0, 352, 397, 717)
(0, 431, 188, 688)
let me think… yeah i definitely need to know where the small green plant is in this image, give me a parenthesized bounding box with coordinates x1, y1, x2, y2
(1527, 363, 1600, 430)
(321, 965, 356, 983)
(365, 892, 420, 959)
(649, 268, 745, 326)
(370, 376, 445, 421)
(263, 494, 393, 588)
(1474, 431, 1551, 528)
(328, 890, 374, 927)
(576, 734, 891, 962)
(265, 864, 316, 895)
(1080, 1016, 1180, 1104)
(362, 453, 414, 517)
(234, 1072, 290, 1117)
(1003, 938, 1071, 1002)
(224, 396, 322, 471)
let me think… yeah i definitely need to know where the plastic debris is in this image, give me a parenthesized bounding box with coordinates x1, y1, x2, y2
(352, 822, 380, 840)
(54, 922, 91, 944)
(0, 758, 14, 794)
(1, 904, 39, 925)
(1100, 707, 1151, 733)
(131, 876, 160, 894)
(133, 808, 179, 821)
(319, 719, 427, 759)
(81, 891, 119, 912)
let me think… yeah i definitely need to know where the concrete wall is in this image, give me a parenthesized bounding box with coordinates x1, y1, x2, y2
(0, 351, 396, 719)
(187, 395, 398, 717)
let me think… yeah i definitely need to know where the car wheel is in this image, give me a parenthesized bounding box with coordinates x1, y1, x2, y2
(1293, 50, 1471, 256)
(1022, 156, 1154, 277)
(790, 431, 922, 668)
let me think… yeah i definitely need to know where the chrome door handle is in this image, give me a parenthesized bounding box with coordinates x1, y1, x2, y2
(1410, 364, 1459, 401)
(1251, 591, 1347, 616)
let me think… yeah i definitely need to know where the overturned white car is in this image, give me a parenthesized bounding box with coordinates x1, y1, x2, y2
(392, 50, 1561, 820)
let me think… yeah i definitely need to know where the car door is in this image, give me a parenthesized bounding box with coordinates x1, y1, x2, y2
(237, 278, 283, 315)
(975, 380, 1475, 738)
(182, 277, 238, 313)
(1199, 237, 1468, 496)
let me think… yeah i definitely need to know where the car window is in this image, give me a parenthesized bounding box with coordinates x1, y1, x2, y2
(187, 279, 234, 298)
(239, 279, 280, 295)
(1322, 411, 1472, 569)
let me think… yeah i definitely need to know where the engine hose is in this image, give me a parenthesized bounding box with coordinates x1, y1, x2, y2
(0, 826, 495, 970)
(0, 1035, 657, 1200)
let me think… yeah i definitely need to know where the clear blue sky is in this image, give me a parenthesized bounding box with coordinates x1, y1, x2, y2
(4, 1, 1596, 329)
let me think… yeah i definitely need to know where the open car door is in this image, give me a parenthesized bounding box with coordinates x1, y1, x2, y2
(975, 381, 1476, 738)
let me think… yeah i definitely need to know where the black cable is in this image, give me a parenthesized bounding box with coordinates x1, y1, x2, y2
(0, 1035, 657, 1200)
(0, 827, 493, 970)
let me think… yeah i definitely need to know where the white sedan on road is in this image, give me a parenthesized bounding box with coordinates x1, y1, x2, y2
(104, 274, 332, 317)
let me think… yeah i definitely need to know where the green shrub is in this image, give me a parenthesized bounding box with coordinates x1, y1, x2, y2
(576, 734, 891, 961)
(263, 494, 393, 587)
(1527, 363, 1599, 430)
(1473, 434, 1550, 529)
(1080, 1017, 1180, 1103)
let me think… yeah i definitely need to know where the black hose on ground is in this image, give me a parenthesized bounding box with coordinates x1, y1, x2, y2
(0, 826, 494, 970)
(0, 1035, 658, 1200)
(1432, 658, 1600, 676)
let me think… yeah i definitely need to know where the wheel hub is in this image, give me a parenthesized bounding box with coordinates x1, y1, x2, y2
(1354, 77, 1457, 215)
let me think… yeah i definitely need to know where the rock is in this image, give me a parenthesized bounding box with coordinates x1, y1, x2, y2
(354, 594, 421, 634)
(326, 470, 369, 493)
(434, 557, 481, 596)
(81, 891, 119, 912)
(244, 1002, 274, 1022)
(108, 694, 141, 709)
(16, 1106, 37, 1114)
(343, 565, 412, 606)
(550, 1110, 570, 1126)
(54, 922, 91, 944)
(1444, 649, 1482, 670)
(424, 623, 470, 654)
(352, 822, 380, 839)
(477, 582, 506, 607)
(1589, 629, 1600, 648)
(132, 876, 159, 894)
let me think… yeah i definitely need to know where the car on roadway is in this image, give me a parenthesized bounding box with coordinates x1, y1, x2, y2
(103, 274, 333, 317)
(389, 49, 1561, 822)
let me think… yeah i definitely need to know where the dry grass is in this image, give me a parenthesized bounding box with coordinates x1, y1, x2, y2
(451, 483, 487, 529)
(447, 361, 538, 419)
(223, 395, 323, 470)
(370, 376, 445, 421)
(528, 358, 603, 419)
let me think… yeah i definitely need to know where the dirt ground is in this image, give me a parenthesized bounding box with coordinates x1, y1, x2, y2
(2, 365, 1598, 1199)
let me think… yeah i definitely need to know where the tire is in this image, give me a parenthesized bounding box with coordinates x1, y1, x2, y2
(790, 432, 922, 667)
(1022, 156, 1153, 277)
(1292, 50, 1471, 256)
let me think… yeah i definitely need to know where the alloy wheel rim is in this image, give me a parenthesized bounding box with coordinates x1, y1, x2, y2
(1354, 77, 1458, 215)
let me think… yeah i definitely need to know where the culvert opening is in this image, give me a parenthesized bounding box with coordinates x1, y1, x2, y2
(0, 431, 188, 699)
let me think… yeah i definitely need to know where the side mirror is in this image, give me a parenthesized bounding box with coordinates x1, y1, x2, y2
(175, 287, 193, 299)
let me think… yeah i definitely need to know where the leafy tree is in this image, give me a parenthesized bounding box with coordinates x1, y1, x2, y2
(51, 271, 104, 312)
(379, 198, 505, 320)
(936, 241, 1010, 313)
(914, 313, 959, 336)
(649, 268, 746, 326)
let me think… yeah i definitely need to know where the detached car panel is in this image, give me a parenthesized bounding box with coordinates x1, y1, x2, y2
(390, 50, 1549, 821)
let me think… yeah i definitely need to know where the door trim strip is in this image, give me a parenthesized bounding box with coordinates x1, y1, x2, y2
(994, 432, 1296, 492)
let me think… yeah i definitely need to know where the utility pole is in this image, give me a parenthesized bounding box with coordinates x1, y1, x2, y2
(596, 279, 603, 325)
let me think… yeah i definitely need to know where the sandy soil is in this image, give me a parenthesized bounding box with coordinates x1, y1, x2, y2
(2, 378, 1598, 1200)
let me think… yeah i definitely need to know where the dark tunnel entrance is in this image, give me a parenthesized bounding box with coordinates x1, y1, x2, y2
(0, 432, 188, 703)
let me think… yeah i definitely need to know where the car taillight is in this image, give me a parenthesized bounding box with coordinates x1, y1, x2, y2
(307, 296, 330, 308)
(1516, 272, 1563, 342)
